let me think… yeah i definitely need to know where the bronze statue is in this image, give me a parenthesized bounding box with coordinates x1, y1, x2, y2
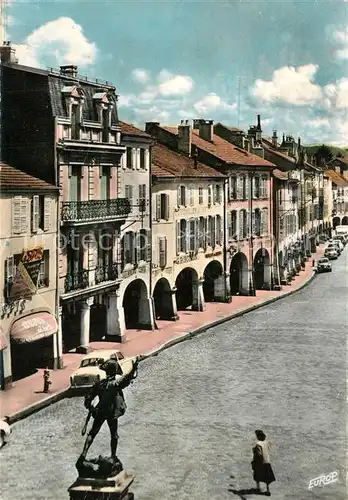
(76, 356, 139, 478)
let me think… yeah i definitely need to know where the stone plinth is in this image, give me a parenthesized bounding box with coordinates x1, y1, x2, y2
(68, 470, 135, 499)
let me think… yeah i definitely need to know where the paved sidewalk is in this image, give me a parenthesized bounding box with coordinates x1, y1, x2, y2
(0, 246, 325, 421)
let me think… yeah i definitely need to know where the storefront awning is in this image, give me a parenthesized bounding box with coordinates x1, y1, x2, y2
(10, 312, 58, 344)
(0, 327, 8, 351)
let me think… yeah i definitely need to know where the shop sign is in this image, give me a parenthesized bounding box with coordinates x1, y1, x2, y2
(21, 247, 44, 288)
(174, 254, 198, 265)
(8, 247, 43, 302)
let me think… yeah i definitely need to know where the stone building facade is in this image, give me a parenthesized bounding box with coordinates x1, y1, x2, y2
(146, 119, 275, 295)
(0, 163, 59, 389)
(151, 143, 226, 321)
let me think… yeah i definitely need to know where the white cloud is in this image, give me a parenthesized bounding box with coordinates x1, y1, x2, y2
(131, 68, 149, 84)
(333, 26, 348, 59)
(14, 17, 97, 68)
(323, 78, 348, 110)
(157, 70, 194, 96)
(251, 64, 322, 105)
(193, 92, 236, 113)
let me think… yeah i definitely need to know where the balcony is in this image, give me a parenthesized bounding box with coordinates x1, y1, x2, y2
(95, 264, 118, 284)
(64, 269, 89, 293)
(61, 198, 131, 224)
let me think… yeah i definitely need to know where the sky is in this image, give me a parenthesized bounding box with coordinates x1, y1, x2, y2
(3, 0, 348, 146)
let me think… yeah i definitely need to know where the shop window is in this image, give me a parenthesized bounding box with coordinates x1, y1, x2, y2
(38, 250, 50, 288)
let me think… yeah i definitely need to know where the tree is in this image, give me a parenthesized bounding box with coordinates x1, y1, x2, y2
(315, 144, 333, 165)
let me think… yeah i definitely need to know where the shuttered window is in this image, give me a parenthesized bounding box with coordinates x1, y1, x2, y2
(32, 195, 39, 233)
(138, 184, 146, 211)
(199, 217, 206, 249)
(158, 237, 167, 267)
(229, 176, 237, 200)
(252, 210, 256, 236)
(254, 176, 261, 198)
(12, 196, 30, 235)
(126, 147, 132, 168)
(208, 185, 213, 206)
(242, 176, 247, 199)
(178, 186, 186, 206)
(140, 149, 145, 169)
(238, 210, 244, 240)
(255, 209, 261, 236)
(125, 185, 133, 208)
(198, 187, 204, 205)
(176, 221, 181, 255)
(216, 215, 222, 245)
(243, 210, 248, 238)
(261, 176, 267, 198)
(156, 194, 169, 220)
(189, 219, 196, 251)
(189, 188, 194, 206)
(236, 176, 243, 200)
(261, 209, 268, 235)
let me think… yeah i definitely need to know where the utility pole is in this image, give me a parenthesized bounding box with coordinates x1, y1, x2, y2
(0, 0, 7, 44)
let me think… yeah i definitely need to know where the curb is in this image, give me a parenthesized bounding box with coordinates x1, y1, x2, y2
(8, 269, 316, 423)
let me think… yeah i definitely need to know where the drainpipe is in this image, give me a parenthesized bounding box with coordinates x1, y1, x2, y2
(248, 170, 255, 296)
(223, 177, 230, 302)
(53, 117, 63, 369)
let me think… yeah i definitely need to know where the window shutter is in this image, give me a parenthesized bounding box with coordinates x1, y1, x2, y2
(203, 217, 207, 249)
(136, 232, 141, 262)
(252, 210, 256, 236)
(20, 197, 29, 234)
(146, 230, 151, 262)
(176, 221, 181, 255)
(177, 186, 182, 207)
(132, 149, 136, 170)
(156, 194, 161, 220)
(145, 149, 150, 170)
(262, 209, 268, 235)
(279, 217, 284, 240)
(165, 194, 170, 220)
(44, 197, 51, 232)
(159, 237, 167, 267)
(131, 232, 137, 264)
(129, 185, 133, 206)
(185, 221, 190, 252)
(193, 219, 198, 251)
(31, 195, 39, 233)
(245, 177, 250, 201)
(239, 210, 243, 239)
(12, 196, 21, 235)
(189, 188, 194, 206)
(228, 211, 233, 240)
(236, 177, 242, 200)
(208, 185, 212, 206)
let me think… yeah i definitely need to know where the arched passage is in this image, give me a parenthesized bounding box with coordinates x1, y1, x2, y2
(254, 248, 271, 290)
(90, 303, 107, 341)
(175, 267, 199, 310)
(203, 261, 224, 302)
(333, 216, 341, 229)
(153, 278, 174, 320)
(229, 252, 248, 295)
(342, 216, 348, 225)
(123, 279, 150, 329)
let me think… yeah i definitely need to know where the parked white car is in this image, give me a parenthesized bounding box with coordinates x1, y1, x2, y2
(332, 239, 344, 252)
(70, 350, 125, 389)
(0, 417, 11, 449)
(324, 248, 338, 260)
(327, 243, 341, 255)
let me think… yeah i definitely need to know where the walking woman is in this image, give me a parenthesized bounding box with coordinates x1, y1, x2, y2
(251, 429, 276, 496)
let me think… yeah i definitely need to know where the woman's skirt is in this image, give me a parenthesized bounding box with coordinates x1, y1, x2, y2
(253, 463, 276, 485)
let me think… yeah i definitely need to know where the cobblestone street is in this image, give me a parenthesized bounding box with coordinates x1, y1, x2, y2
(0, 251, 346, 500)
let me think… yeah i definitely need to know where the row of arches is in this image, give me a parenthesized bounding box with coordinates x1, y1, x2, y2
(122, 249, 271, 328)
(333, 216, 348, 229)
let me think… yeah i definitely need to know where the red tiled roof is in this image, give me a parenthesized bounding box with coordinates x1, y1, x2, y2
(152, 144, 226, 178)
(118, 121, 151, 138)
(329, 156, 348, 166)
(326, 169, 348, 186)
(163, 127, 274, 168)
(262, 141, 297, 164)
(151, 164, 175, 177)
(273, 169, 289, 180)
(0, 163, 58, 191)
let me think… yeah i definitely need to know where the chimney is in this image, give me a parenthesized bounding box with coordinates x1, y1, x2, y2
(0, 41, 18, 64)
(272, 130, 278, 149)
(60, 65, 78, 78)
(178, 120, 192, 156)
(257, 114, 261, 130)
(197, 119, 213, 142)
(145, 122, 160, 136)
(255, 114, 262, 142)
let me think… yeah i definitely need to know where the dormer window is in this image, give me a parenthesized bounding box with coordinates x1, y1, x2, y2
(61, 85, 85, 140)
(93, 92, 112, 143)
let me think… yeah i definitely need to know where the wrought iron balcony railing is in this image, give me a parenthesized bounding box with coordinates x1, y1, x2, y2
(64, 269, 89, 293)
(61, 198, 131, 223)
(95, 263, 118, 284)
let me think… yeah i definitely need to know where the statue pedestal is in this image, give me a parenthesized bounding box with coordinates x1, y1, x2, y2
(68, 470, 135, 499)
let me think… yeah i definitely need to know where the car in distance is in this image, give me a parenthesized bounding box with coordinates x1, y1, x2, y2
(70, 350, 124, 390)
(316, 257, 332, 273)
(332, 239, 344, 252)
(324, 248, 338, 260)
(326, 243, 341, 256)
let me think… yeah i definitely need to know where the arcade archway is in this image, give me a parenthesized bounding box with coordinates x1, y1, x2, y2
(333, 216, 341, 229)
(123, 279, 149, 329)
(254, 248, 271, 290)
(229, 252, 248, 295)
(342, 216, 348, 225)
(175, 268, 198, 310)
(153, 278, 174, 320)
(203, 261, 224, 302)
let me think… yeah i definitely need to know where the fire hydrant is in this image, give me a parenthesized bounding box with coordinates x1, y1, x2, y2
(43, 368, 52, 393)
